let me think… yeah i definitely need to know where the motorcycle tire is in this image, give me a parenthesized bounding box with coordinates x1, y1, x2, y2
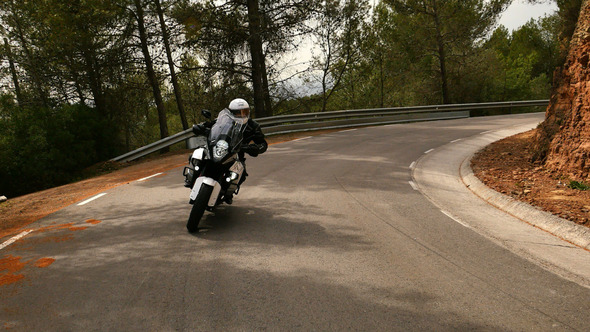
(187, 183, 214, 233)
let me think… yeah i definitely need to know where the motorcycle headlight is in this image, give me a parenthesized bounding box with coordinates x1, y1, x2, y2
(213, 140, 229, 161)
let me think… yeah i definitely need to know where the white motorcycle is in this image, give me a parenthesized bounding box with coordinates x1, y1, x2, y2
(183, 109, 247, 232)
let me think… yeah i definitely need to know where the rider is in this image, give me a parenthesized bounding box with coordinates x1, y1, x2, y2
(190, 98, 268, 203)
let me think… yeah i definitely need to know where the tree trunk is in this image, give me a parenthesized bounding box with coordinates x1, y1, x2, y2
(134, 0, 170, 143)
(379, 52, 384, 108)
(69, 62, 87, 105)
(261, 57, 272, 116)
(534, 0, 590, 180)
(432, 1, 450, 104)
(12, 15, 49, 108)
(81, 47, 106, 117)
(246, 0, 272, 118)
(321, 38, 331, 112)
(154, 0, 189, 130)
(4, 38, 23, 107)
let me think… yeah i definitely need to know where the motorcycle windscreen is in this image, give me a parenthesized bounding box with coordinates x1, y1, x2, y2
(208, 109, 246, 151)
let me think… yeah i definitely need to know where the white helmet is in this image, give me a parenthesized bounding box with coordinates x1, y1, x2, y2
(228, 98, 250, 119)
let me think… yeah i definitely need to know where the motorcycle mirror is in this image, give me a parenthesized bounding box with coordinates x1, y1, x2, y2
(201, 109, 212, 119)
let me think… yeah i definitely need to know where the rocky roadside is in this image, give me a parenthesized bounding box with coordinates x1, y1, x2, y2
(471, 129, 590, 228)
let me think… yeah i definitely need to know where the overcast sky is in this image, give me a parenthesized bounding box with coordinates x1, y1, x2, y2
(498, 0, 558, 30)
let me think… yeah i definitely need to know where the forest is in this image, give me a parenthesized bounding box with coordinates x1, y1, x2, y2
(0, 0, 582, 197)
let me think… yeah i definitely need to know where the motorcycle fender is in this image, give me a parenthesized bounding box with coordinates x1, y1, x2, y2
(192, 148, 207, 161)
(190, 177, 221, 207)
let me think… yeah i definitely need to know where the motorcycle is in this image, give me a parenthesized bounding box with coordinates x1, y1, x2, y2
(183, 109, 247, 232)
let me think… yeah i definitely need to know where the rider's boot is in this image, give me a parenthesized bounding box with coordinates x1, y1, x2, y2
(224, 194, 233, 205)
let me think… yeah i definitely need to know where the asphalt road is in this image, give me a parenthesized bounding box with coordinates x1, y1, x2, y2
(2, 113, 589, 331)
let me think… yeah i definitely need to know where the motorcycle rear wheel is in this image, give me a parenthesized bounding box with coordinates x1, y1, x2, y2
(187, 184, 214, 233)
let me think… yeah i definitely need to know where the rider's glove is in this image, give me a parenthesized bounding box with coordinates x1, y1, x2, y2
(192, 124, 206, 135)
(242, 144, 260, 157)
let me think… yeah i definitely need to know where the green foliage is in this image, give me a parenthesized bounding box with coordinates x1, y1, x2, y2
(380, 0, 511, 104)
(569, 181, 590, 191)
(0, 99, 118, 197)
(481, 15, 560, 104)
(556, 0, 583, 55)
(271, 0, 564, 116)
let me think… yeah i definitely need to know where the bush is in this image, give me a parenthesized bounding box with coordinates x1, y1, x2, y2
(569, 180, 590, 191)
(0, 100, 119, 198)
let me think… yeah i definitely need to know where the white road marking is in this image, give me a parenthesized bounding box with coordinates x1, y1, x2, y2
(480, 130, 492, 135)
(409, 161, 416, 169)
(441, 210, 470, 228)
(450, 139, 462, 143)
(424, 149, 434, 154)
(0, 230, 33, 250)
(409, 181, 418, 190)
(77, 193, 107, 206)
(137, 172, 163, 182)
(340, 129, 358, 133)
(292, 136, 312, 142)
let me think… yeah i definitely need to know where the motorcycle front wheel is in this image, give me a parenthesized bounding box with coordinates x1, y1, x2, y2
(187, 183, 214, 233)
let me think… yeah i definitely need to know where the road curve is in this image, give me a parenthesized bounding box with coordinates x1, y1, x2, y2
(1, 113, 589, 331)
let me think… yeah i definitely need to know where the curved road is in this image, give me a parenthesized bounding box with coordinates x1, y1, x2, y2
(2, 113, 589, 330)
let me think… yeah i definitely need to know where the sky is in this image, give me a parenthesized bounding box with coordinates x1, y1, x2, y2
(498, 0, 558, 31)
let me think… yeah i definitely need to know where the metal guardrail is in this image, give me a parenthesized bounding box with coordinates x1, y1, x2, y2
(111, 127, 196, 163)
(112, 99, 549, 162)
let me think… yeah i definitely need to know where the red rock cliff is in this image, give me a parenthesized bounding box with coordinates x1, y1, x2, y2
(536, 0, 590, 180)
